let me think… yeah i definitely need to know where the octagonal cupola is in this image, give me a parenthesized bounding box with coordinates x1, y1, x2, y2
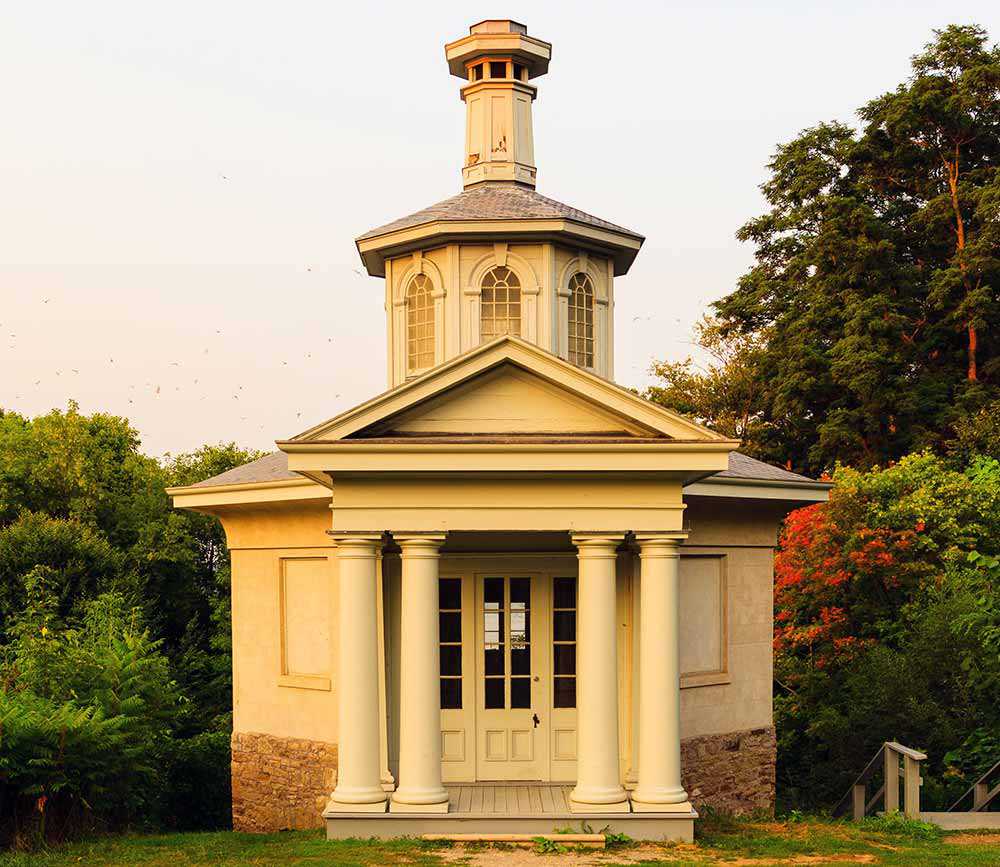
(356, 21, 644, 389)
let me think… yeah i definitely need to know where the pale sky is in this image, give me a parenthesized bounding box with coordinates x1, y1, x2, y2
(2, 1, 997, 457)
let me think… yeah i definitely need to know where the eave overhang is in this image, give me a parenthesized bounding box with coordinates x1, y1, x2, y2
(167, 476, 330, 511)
(684, 475, 831, 502)
(356, 218, 643, 277)
(278, 439, 735, 482)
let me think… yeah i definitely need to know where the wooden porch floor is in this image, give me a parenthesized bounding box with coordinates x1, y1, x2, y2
(444, 783, 575, 815)
(324, 783, 697, 841)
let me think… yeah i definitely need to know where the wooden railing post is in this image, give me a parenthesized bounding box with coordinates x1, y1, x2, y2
(973, 782, 988, 811)
(884, 744, 899, 813)
(852, 784, 866, 820)
(903, 754, 922, 819)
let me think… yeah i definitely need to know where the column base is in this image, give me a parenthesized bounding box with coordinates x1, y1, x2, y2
(569, 797, 630, 813)
(324, 797, 388, 814)
(631, 798, 693, 814)
(390, 797, 449, 814)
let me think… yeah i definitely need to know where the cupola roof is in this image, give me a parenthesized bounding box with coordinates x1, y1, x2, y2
(356, 184, 643, 278)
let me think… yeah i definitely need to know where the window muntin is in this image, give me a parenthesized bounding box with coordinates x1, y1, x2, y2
(480, 266, 521, 342)
(567, 272, 595, 368)
(483, 576, 532, 710)
(439, 578, 462, 709)
(406, 273, 435, 374)
(552, 576, 577, 708)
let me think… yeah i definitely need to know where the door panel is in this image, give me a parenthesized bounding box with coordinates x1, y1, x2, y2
(475, 574, 548, 780)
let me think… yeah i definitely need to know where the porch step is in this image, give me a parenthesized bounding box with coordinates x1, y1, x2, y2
(422, 832, 605, 848)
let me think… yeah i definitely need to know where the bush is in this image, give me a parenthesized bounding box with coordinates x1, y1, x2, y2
(0, 579, 179, 845)
(774, 453, 1000, 810)
(162, 731, 232, 831)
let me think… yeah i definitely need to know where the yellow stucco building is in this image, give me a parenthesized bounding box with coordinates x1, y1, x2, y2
(169, 20, 829, 842)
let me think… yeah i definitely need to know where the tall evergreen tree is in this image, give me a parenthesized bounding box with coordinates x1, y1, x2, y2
(648, 25, 1000, 474)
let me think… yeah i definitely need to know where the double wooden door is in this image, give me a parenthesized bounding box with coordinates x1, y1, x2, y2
(437, 570, 579, 783)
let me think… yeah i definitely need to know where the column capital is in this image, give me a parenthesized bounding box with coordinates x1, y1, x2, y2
(331, 534, 383, 557)
(570, 533, 625, 555)
(394, 533, 447, 554)
(635, 533, 688, 558)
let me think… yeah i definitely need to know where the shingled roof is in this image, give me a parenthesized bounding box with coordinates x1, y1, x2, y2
(356, 183, 643, 241)
(189, 449, 819, 490)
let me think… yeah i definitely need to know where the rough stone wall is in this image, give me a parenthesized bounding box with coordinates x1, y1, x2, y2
(681, 726, 776, 815)
(231, 725, 775, 830)
(231, 731, 338, 831)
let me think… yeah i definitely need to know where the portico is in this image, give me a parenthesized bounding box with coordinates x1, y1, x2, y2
(274, 334, 737, 838)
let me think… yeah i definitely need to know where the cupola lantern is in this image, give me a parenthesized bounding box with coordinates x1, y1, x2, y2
(444, 20, 552, 189)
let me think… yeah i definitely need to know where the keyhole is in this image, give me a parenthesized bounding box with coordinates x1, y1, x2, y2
(532, 713, 540, 728)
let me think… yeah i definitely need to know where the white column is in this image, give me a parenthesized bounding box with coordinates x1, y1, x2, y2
(569, 534, 629, 812)
(632, 536, 692, 812)
(390, 535, 449, 813)
(327, 536, 388, 812)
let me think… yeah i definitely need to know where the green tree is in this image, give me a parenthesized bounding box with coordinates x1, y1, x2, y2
(649, 25, 1000, 474)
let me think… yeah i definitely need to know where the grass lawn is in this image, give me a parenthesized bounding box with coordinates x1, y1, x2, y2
(1, 814, 997, 866)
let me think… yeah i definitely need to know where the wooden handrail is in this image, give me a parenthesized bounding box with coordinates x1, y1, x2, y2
(835, 742, 925, 820)
(884, 742, 927, 762)
(948, 757, 1000, 813)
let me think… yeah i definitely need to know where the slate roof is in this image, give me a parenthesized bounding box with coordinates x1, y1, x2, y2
(713, 451, 817, 484)
(356, 184, 643, 242)
(188, 448, 820, 490)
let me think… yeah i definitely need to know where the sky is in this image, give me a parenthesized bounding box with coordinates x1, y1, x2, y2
(2, 1, 997, 458)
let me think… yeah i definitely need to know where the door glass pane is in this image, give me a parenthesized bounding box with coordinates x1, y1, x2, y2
(510, 677, 531, 708)
(553, 576, 576, 609)
(510, 646, 530, 675)
(553, 611, 576, 642)
(439, 611, 461, 643)
(553, 644, 575, 675)
(441, 678, 462, 709)
(484, 577, 504, 607)
(553, 677, 576, 708)
(439, 578, 461, 610)
(484, 641, 505, 676)
(483, 575, 505, 687)
(485, 678, 504, 709)
(440, 644, 462, 677)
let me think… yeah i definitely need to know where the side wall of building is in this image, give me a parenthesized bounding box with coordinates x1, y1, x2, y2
(222, 494, 781, 830)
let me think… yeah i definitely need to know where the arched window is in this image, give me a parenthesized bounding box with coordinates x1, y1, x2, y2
(480, 266, 521, 342)
(406, 273, 435, 374)
(567, 272, 594, 368)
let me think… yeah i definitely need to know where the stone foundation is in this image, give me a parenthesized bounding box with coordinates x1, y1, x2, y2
(231, 725, 774, 831)
(231, 731, 338, 832)
(681, 726, 776, 815)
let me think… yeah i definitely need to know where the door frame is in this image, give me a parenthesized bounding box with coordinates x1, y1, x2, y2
(431, 554, 584, 784)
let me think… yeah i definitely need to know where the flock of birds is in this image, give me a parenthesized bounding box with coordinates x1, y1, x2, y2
(5, 291, 349, 439)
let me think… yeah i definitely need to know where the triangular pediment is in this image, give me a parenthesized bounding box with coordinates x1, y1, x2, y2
(287, 336, 730, 445)
(364, 363, 656, 438)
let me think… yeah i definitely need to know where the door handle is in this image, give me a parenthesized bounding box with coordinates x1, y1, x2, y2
(532, 713, 540, 728)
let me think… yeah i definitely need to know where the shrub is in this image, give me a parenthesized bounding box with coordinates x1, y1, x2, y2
(162, 731, 232, 831)
(0, 577, 179, 845)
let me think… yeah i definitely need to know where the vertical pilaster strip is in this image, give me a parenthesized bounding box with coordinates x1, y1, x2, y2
(632, 536, 692, 813)
(326, 536, 388, 812)
(390, 534, 450, 813)
(569, 534, 629, 812)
